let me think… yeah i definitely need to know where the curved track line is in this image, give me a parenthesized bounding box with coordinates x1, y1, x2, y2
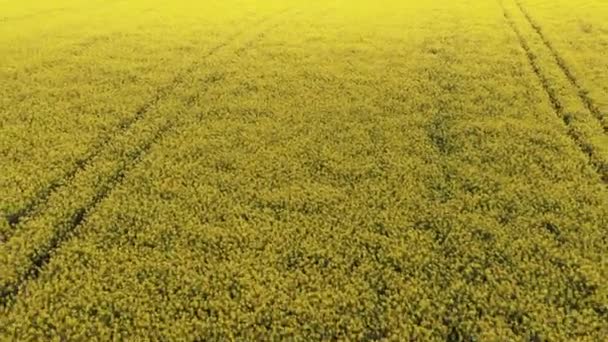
(514, 0, 608, 133)
(2, 13, 279, 231)
(498, 1, 608, 184)
(0, 8, 294, 309)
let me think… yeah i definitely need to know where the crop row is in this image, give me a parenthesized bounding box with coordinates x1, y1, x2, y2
(499, 0, 608, 184)
(0, 1, 278, 227)
(0, 5, 294, 306)
(0, 1, 288, 239)
(517, 0, 608, 129)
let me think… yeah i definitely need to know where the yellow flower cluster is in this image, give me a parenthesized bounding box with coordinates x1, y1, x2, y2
(1, 0, 606, 340)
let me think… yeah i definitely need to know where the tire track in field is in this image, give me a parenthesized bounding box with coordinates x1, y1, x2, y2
(0, 8, 294, 309)
(499, 3, 607, 324)
(2, 20, 242, 227)
(0, 124, 173, 308)
(499, 1, 608, 184)
(2, 11, 285, 232)
(514, 0, 608, 134)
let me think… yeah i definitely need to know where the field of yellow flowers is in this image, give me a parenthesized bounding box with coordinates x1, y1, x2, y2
(1, 0, 607, 340)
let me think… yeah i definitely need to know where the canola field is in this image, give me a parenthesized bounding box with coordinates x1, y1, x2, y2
(1, 0, 607, 340)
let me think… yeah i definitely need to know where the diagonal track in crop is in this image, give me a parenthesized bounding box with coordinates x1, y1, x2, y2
(0, 124, 172, 308)
(2, 11, 287, 232)
(498, 1, 607, 184)
(0, 8, 294, 309)
(514, 0, 608, 134)
(2, 18, 245, 227)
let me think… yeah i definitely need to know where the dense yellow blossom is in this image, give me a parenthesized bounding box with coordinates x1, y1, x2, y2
(1, 0, 607, 340)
